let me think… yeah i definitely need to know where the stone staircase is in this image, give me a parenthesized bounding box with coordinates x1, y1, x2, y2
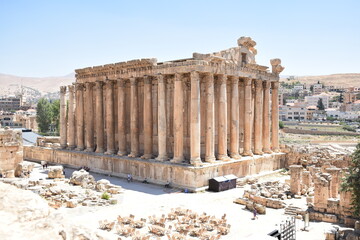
(284, 205, 302, 216)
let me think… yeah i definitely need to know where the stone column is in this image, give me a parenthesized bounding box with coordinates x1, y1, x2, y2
(243, 78, 253, 156)
(142, 76, 153, 159)
(128, 77, 139, 157)
(204, 74, 216, 163)
(67, 84, 75, 149)
(59, 86, 67, 149)
(326, 167, 341, 198)
(262, 81, 272, 153)
(75, 83, 84, 151)
(314, 173, 331, 210)
(156, 75, 168, 161)
(85, 82, 94, 152)
(271, 81, 280, 152)
(218, 74, 229, 161)
(254, 79, 263, 155)
(239, 80, 245, 153)
(105, 80, 115, 155)
(95, 81, 104, 153)
(190, 72, 202, 166)
(229, 76, 240, 159)
(117, 79, 127, 156)
(171, 73, 184, 163)
(290, 165, 303, 195)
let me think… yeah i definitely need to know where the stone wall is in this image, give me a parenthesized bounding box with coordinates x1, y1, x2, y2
(282, 128, 360, 136)
(0, 128, 23, 174)
(24, 146, 285, 191)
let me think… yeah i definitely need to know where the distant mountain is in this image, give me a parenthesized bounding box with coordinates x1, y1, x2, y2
(280, 73, 360, 88)
(0, 73, 75, 95)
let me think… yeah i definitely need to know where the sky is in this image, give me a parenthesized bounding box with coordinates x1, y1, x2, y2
(0, 0, 359, 77)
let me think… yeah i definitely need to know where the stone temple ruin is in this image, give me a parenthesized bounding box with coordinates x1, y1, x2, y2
(24, 36, 286, 191)
(0, 128, 23, 178)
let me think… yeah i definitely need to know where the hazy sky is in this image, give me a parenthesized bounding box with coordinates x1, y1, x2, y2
(0, 0, 359, 77)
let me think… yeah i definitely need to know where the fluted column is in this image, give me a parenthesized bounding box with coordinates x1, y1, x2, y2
(75, 83, 84, 151)
(67, 84, 75, 149)
(59, 86, 67, 149)
(271, 81, 280, 152)
(230, 76, 240, 159)
(156, 75, 168, 161)
(190, 72, 202, 166)
(117, 79, 127, 156)
(171, 73, 184, 163)
(262, 81, 272, 153)
(205, 73, 216, 163)
(105, 80, 115, 155)
(142, 76, 153, 159)
(128, 77, 139, 157)
(85, 82, 94, 152)
(239, 80, 245, 153)
(218, 75, 229, 161)
(254, 79, 263, 155)
(243, 78, 253, 156)
(95, 81, 104, 153)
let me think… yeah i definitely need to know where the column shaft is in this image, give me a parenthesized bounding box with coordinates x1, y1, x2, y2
(190, 72, 202, 166)
(271, 81, 280, 151)
(129, 78, 139, 157)
(142, 76, 153, 159)
(218, 75, 229, 160)
(205, 74, 216, 162)
(60, 86, 67, 149)
(117, 80, 127, 156)
(156, 75, 168, 161)
(85, 82, 94, 152)
(105, 81, 115, 154)
(254, 79, 263, 155)
(262, 81, 272, 153)
(171, 73, 184, 163)
(243, 78, 253, 156)
(67, 85, 75, 149)
(75, 83, 84, 151)
(239, 80, 245, 153)
(230, 76, 240, 159)
(95, 81, 105, 153)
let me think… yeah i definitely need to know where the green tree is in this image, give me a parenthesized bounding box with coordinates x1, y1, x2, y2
(317, 98, 325, 110)
(341, 143, 360, 217)
(51, 99, 60, 134)
(279, 121, 284, 129)
(36, 98, 52, 133)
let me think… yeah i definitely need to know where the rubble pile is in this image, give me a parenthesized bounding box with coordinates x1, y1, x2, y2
(1, 169, 123, 208)
(98, 208, 230, 239)
(235, 180, 289, 210)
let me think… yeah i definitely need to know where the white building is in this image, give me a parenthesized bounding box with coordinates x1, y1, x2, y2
(326, 109, 360, 120)
(305, 94, 329, 109)
(279, 103, 307, 121)
(313, 83, 323, 94)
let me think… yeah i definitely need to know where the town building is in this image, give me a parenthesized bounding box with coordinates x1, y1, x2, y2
(305, 93, 329, 109)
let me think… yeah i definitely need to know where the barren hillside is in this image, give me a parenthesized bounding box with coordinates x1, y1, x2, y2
(0, 73, 74, 95)
(280, 73, 360, 88)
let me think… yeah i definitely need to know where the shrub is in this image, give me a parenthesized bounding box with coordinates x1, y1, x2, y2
(101, 192, 111, 200)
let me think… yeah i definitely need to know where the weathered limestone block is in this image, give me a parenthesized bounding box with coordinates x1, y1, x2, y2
(289, 165, 303, 195)
(3, 170, 15, 178)
(15, 162, 34, 177)
(48, 166, 65, 179)
(0, 128, 23, 174)
(95, 179, 110, 192)
(326, 167, 341, 198)
(66, 200, 77, 208)
(314, 173, 331, 210)
(70, 169, 95, 189)
(302, 171, 311, 188)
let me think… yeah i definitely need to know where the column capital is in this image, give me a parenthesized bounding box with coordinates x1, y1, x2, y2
(156, 74, 165, 83)
(243, 77, 252, 86)
(60, 86, 67, 94)
(130, 77, 137, 85)
(263, 81, 271, 89)
(174, 73, 183, 82)
(271, 81, 280, 89)
(190, 71, 200, 81)
(255, 79, 263, 88)
(85, 82, 95, 90)
(217, 74, 227, 84)
(229, 76, 239, 84)
(204, 73, 214, 82)
(75, 83, 85, 91)
(117, 78, 126, 88)
(68, 84, 75, 92)
(143, 75, 152, 84)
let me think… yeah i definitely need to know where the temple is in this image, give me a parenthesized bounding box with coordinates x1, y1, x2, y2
(27, 36, 286, 190)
